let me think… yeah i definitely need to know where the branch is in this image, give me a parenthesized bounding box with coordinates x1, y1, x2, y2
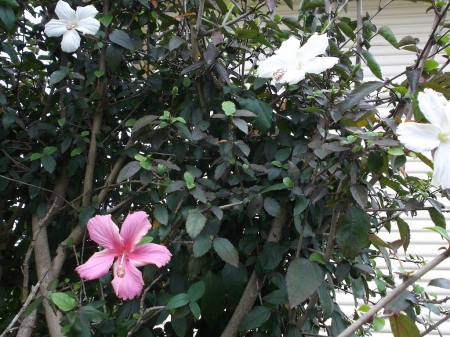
(0, 270, 48, 337)
(220, 209, 287, 337)
(337, 248, 450, 337)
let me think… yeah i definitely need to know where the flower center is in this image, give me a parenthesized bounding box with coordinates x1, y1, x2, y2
(66, 24, 75, 30)
(273, 67, 287, 81)
(116, 253, 126, 278)
(439, 132, 450, 142)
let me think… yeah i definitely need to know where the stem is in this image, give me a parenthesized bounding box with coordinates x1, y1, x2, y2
(337, 248, 450, 337)
(220, 209, 287, 337)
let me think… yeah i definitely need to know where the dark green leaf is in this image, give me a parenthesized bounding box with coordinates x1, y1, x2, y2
(186, 212, 207, 239)
(361, 50, 383, 80)
(109, 30, 135, 50)
(232, 118, 248, 134)
(50, 69, 69, 84)
(259, 242, 283, 271)
(171, 317, 186, 337)
(263, 289, 288, 305)
(335, 205, 370, 259)
(133, 115, 159, 133)
(116, 161, 141, 183)
(193, 234, 212, 257)
(153, 203, 169, 226)
(236, 97, 272, 134)
(247, 194, 263, 217)
(263, 197, 281, 217)
(238, 306, 271, 331)
(337, 81, 384, 113)
(1, 41, 18, 63)
(78, 306, 108, 322)
(283, 0, 293, 9)
(429, 208, 446, 228)
(41, 155, 56, 174)
(379, 26, 398, 47)
(318, 282, 334, 320)
(105, 44, 123, 70)
(79, 206, 96, 228)
(286, 258, 323, 307)
(189, 301, 201, 319)
(337, 21, 355, 39)
(24, 296, 44, 316)
(213, 237, 239, 267)
(200, 271, 225, 328)
(0, 5, 14, 30)
(187, 281, 205, 301)
(429, 278, 450, 289)
(168, 36, 186, 51)
(350, 184, 368, 209)
(166, 293, 190, 309)
(425, 226, 450, 243)
(165, 180, 186, 194)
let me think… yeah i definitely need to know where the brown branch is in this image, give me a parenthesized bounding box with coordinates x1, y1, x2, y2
(220, 209, 287, 337)
(338, 248, 450, 337)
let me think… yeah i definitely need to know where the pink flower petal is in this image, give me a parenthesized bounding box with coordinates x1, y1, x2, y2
(111, 260, 144, 300)
(128, 243, 172, 268)
(87, 214, 122, 252)
(76, 249, 116, 280)
(120, 211, 152, 252)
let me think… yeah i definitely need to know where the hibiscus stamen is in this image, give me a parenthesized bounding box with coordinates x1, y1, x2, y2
(117, 254, 126, 278)
(273, 67, 287, 81)
(66, 23, 75, 30)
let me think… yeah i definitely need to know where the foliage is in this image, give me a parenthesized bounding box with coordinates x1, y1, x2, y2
(1, 0, 450, 336)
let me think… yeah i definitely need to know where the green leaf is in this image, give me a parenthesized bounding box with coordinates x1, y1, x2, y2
(186, 212, 207, 239)
(189, 301, 201, 319)
(378, 26, 398, 47)
(99, 15, 113, 27)
(283, 0, 293, 9)
(337, 21, 355, 39)
(350, 184, 368, 209)
(132, 115, 159, 133)
(79, 206, 96, 228)
(200, 271, 225, 328)
(213, 237, 239, 267)
(238, 306, 271, 331)
(263, 197, 281, 217)
(137, 236, 153, 245)
(259, 242, 283, 270)
(0, 5, 15, 30)
(425, 226, 450, 243)
(247, 194, 264, 217)
(263, 289, 288, 305)
(41, 155, 56, 174)
(373, 317, 386, 331)
(294, 196, 309, 216)
(428, 208, 446, 228)
(168, 35, 186, 51)
(71, 147, 84, 157)
(184, 172, 195, 189)
(335, 205, 370, 259)
(236, 97, 272, 134)
(389, 313, 420, 337)
(286, 258, 323, 307)
(117, 161, 141, 183)
(388, 147, 404, 156)
(235, 28, 258, 39)
(222, 101, 236, 115)
(105, 44, 123, 70)
(187, 281, 205, 301)
(193, 234, 212, 257)
(309, 252, 326, 264)
(424, 59, 439, 71)
(24, 296, 44, 316)
(30, 153, 43, 161)
(317, 282, 334, 320)
(361, 50, 383, 80)
(337, 81, 384, 113)
(51, 292, 77, 312)
(109, 30, 135, 50)
(153, 203, 168, 226)
(50, 69, 69, 84)
(165, 180, 186, 194)
(232, 118, 248, 134)
(166, 293, 190, 309)
(78, 305, 108, 322)
(1, 41, 18, 63)
(428, 278, 450, 289)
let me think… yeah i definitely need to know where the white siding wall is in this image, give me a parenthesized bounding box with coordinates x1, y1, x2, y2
(275, 1, 450, 335)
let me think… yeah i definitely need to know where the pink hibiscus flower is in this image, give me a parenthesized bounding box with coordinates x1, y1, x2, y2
(76, 211, 171, 300)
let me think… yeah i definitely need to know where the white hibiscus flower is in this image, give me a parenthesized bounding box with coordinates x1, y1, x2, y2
(257, 33, 339, 85)
(44, 1, 100, 53)
(397, 88, 450, 189)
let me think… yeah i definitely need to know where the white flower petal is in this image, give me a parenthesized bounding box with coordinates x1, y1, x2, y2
(431, 142, 450, 189)
(280, 65, 305, 84)
(275, 36, 300, 55)
(44, 19, 67, 37)
(302, 56, 338, 74)
(297, 33, 331, 62)
(55, 1, 76, 23)
(257, 55, 287, 78)
(60, 29, 81, 53)
(76, 4, 98, 20)
(418, 89, 449, 129)
(396, 122, 441, 152)
(76, 17, 100, 35)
